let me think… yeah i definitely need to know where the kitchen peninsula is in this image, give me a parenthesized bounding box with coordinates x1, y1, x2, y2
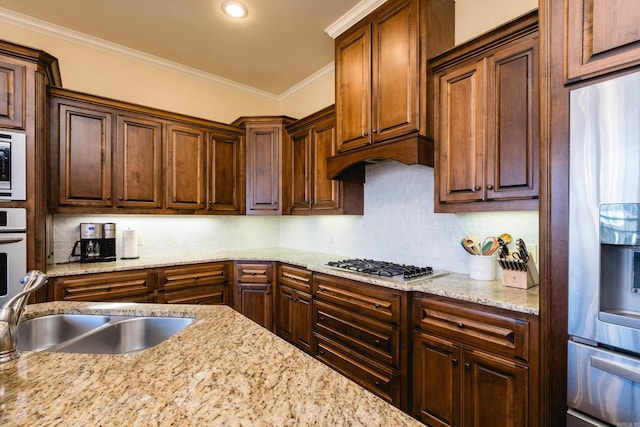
(0, 301, 422, 426)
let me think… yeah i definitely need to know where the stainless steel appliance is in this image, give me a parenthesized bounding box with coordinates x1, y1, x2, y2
(0, 131, 26, 201)
(326, 258, 445, 282)
(70, 222, 117, 263)
(0, 208, 27, 306)
(568, 70, 640, 426)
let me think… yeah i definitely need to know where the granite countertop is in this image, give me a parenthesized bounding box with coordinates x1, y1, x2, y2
(46, 247, 539, 315)
(0, 302, 422, 427)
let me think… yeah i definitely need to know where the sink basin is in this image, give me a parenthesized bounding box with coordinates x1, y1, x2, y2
(17, 314, 194, 354)
(55, 316, 195, 354)
(18, 314, 111, 352)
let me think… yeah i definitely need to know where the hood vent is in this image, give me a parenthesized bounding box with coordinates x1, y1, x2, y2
(326, 135, 434, 181)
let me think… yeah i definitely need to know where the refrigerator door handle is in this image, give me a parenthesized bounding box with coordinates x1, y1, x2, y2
(591, 355, 640, 384)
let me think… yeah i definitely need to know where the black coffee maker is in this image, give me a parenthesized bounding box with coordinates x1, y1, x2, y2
(71, 222, 117, 263)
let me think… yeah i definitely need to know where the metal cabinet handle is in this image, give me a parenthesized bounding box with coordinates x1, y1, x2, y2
(374, 303, 382, 309)
(487, 184, 494, 190)
(363, 132, 368, 137)
(474, 186, 481, 191)
(372, 129, 377, 134)
(452, 358, 458, 365)
(374, 339, 381, 346)
(464, 363, 471, 370)
(456, 322, 465, 329)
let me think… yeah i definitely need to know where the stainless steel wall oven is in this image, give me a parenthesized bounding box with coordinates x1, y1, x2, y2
(0, 207, 27, 306)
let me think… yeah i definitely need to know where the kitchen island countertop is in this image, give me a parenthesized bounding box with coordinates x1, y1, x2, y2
(46, 247, 539, 315)
(0, 302, 422, 427)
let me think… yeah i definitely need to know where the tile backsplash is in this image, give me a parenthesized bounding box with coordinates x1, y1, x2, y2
(51, 161, 538, 274)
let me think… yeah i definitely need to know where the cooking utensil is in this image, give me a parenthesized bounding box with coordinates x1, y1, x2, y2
(460, 239, 477, 255)
(481, 236, 500, 256)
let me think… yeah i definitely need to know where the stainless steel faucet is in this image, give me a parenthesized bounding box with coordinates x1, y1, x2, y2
(0, 270, 48, 364)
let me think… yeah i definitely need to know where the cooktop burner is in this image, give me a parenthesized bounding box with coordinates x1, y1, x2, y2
(326, 258, 434, 281)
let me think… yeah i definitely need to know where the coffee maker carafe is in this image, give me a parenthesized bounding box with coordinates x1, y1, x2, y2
(71, 222, 117, 263)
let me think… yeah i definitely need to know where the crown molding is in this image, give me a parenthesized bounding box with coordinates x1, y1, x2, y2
(0, 7, 280, 101)
(278, 62, 335, 101)
(324, 0, 388, 39)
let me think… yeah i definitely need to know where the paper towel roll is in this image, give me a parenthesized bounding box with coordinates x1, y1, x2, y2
(122, 229, 138, 259)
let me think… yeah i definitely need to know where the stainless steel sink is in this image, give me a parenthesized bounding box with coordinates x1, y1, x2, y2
(17, 314, 194, 354)
(18, 314, 111, 352)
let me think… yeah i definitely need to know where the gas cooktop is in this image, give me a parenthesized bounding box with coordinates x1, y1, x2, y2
(326, 258, 445, 283)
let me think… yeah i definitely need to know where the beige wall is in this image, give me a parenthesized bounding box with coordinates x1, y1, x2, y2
(0, 0, 538, 122)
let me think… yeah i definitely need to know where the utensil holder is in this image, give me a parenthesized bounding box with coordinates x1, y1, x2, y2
(469, 255, 496, 281)
(502, 258, 539, 289)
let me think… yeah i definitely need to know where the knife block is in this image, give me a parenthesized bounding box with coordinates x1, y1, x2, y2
(502, 258, 539, 289)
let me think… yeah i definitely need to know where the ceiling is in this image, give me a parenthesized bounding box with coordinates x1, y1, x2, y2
(0, 0, 368, 95)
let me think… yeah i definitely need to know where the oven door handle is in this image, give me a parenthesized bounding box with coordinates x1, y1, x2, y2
(591, 355, 640, 384)
(0, 237, 24, 244)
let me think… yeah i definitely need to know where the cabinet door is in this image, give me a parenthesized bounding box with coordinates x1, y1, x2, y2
(372, 0, 419, 143)
(336, 21, 371, 152)
(235, 283, 273, 330)
(413, 332, 461, 427)
(208, 130, 243, 213)
(566, 0, 640, 81)
(311, 117, 341, 211)
(246, 125, 281, 214)
(485, 36, 539, 201)
(0, 59, 24, 129)
(435, 60, 485, 204)
(462, 350, 528, 427)
(277, 284, 296, 343)
(289, 130, 311, 211)
(165, 123, 206, 210)
(293, 290, 314, 354)
(115, 114, 162, 208)
(56, 103, 113, 206)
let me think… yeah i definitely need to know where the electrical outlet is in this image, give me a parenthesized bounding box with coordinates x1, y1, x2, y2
(137, 234, 143, 246)
(238, 231, 246, 241)
(329, 233, 335, 244)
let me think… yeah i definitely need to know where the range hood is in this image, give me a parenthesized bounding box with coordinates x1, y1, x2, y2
(326, 134, 434, 181)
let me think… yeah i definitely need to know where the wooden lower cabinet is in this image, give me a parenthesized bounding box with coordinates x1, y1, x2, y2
(276, 264, 313, 354)
(51, 270, 156, 302)
(312, 272, 409, 411)
(412, 295, 538, 427)
(157, 262, 229, 305)
(233, 262, 275, 331)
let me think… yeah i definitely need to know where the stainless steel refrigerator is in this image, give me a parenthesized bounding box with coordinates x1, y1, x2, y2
(568, 70, 640, 426)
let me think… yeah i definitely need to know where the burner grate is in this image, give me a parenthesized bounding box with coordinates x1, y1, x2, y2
(327, 258, 433, 280)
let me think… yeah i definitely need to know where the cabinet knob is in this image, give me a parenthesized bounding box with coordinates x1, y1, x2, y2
(372, 129, 377, 134)
(374, 339, 381, 346)
(363, 132, 368, 137)
(374, 303, 382, 309)
(464, 363, 471, 370)
(318, 316, 326, 322)
(119, 197, 123, 201)
(105, 286, 111, 292)
(456, 322, 465, 329)
(106, 196, 111, 200)
(487, 184, 494, 190)
(452, 358, 458, 365)
(374, 379, 381, 387)
(194, 299, 199, 304)
(474, 186, 481, 191)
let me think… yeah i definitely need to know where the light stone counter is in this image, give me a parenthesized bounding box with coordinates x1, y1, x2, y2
(46, 247, 538, 315)
(0, 302, 422, 427)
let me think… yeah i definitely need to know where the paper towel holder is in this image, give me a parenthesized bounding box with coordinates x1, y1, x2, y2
(121, 228, 139, 260)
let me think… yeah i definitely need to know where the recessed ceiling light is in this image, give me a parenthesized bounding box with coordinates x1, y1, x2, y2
(221, 1, 248, 19)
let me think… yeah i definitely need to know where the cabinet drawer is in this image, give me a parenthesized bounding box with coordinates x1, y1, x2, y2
(159, 284, 226, 305)
(313, 273, 402, 325)
(315, 334, 400, 406)
(53, 270, 154, 302)
(314, 300, 399, 368)
(159, 262, 227, 291)
(414, 296, 530, 361)
(235, 262, 273, 283)
(278, 264, 312, 293)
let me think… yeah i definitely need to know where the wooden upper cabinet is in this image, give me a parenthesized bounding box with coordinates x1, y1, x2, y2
(335, 0, 454, 153)
(53, 100, 113, 207)
(115, 114, 162, 208)
(432, 11, 539, 212)
(336, 22, 371, 152)
(49, 88, 244, 215)
(207, 130, 244, 214)
(566, 0, 640, 82)
(165, 123, 206, 210)
(285, 106, 362, 215)
(233, 116, 295, 215)
(0, 59, 25, 129)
